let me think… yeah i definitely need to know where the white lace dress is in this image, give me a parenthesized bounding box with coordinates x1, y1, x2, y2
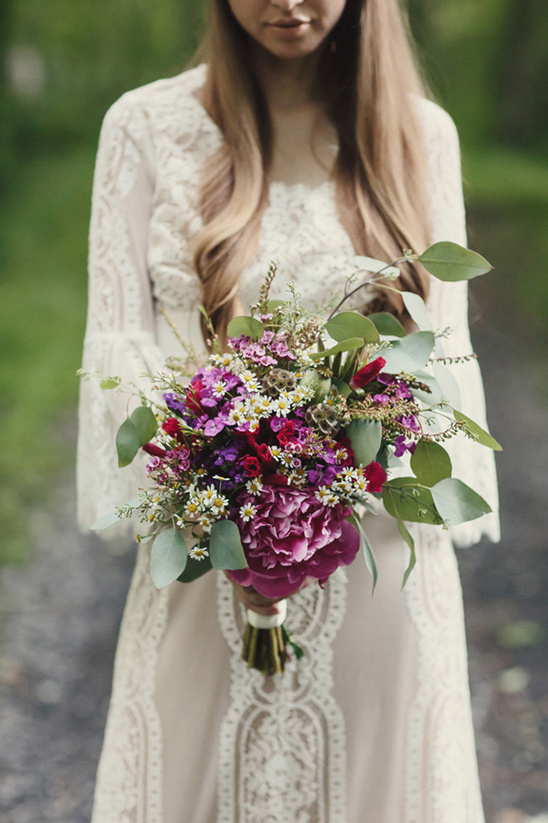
(77, 65, 500, 823)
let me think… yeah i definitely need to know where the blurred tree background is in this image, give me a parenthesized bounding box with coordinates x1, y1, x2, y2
(0, 0, 547, 563)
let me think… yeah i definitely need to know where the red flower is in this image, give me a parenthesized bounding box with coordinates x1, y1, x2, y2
(142, 443, 167, 458)
(242, 456, 261, 477)
(257, 443, 277, 469)
(185, 378, 204, 414)
(162, 417, 182, 437)
(277, 420, 295, 446)
(363, 461, 387, 493)
(350, 357, 387, 389)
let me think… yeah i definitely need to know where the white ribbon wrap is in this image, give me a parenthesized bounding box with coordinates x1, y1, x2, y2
(246, 599, 287, 629)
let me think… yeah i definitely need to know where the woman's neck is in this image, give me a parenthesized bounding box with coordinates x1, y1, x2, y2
(251, 47, 324, 113)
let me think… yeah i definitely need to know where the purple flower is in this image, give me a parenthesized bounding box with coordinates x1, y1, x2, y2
(393, 435, 417, 457)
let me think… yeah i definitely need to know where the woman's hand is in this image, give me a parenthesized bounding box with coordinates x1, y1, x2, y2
(226, 574, 314, 617)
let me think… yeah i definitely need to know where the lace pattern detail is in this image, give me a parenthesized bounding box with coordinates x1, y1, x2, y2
(216, 573, 348, 823)
(403, 526, 485, 823)
(91, 544, 169, 823)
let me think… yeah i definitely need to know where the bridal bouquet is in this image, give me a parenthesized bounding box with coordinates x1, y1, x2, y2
(91, 241, 501, 675)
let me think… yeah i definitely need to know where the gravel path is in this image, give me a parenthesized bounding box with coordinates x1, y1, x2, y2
(0, 321, 547, 823)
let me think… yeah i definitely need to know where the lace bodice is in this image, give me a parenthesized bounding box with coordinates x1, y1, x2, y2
(77, 64, 499, 546)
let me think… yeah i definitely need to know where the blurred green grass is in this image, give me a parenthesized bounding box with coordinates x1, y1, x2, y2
(0, 148, 93, 562)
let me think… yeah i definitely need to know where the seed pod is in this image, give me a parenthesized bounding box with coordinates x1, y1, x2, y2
(262, 368, 297, 396)
(305, 402, 341, 435)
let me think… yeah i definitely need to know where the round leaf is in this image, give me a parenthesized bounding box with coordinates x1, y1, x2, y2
(116, 418, 140, 468)
(410, 441, 452, 487)
(227, 316, 264, 340)
(209, 519, 248, 570)
(99, 376, 121, 390)
(131, 405, 158, 446)
(401, 292, 431, 331)
(325, 312, 379, 344)
(381, 331, 435, 374)
(346, 419, 382, 467)
(150, 528, 188, 588)
(419, 242, 492, 282)
(367, 312, 406, 338)
(431, 478, 492, 525)
(382, 478, 442, 525)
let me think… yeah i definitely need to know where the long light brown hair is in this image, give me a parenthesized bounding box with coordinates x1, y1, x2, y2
(194, 0, 431, 343)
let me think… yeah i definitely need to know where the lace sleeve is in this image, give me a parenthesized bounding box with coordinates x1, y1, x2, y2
(421, 100, 500, 546)
(77, 95, 165, 531)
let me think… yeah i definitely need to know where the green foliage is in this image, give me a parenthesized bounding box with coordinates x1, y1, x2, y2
(178, 551, 213, 583)
(325, 312, 379, 344)
(150, 527, 188, 588)
(115, 405, 157, 467)
(367, 313, 406, 338)
(382, 478, 442, 525)
(380, 331, 435, 373)
(346, 419, 382, 467)
(209, 519, 248, 571)
(430, 478, 492, 525)
(419, 242, 492, 282)
(226, 316, 264, 341)
(410, 441, 452, 487)
(453, 409, 503, 451)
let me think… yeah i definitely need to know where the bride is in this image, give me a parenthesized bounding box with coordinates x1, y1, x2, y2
(77, 0, 499, 819)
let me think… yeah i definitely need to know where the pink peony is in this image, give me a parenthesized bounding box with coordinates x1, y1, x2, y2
(227, 485, 359, 597)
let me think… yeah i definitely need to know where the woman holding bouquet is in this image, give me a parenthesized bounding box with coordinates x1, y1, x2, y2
(78, 0, 499, 819)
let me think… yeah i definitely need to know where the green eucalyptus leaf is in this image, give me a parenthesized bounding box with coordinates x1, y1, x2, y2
(116, 418, 140, 468)
(410, 441, 452, 486)
(150, 527, 188, 588)
(91, 510, 121, 531)
(209, 519, 248, 570)
(227, 315, 265, 340)
(398, 519, 416, 588)
(401, 291, 431, 330)
(325, 312, 379, 344)
(131, 405, 158, 446)
(358, 521, 378, 590)
(432, 362, 462, 410)
(453, 409, 502, 451)
(382, 477, 442, 525)
(99, 376, 121, 390)
(346, 419, 382, 467)
(419, 241, 492, 282)
(431, 478, 492, 525)
(266, 299, 284, 311)
(381, 331, 435, 374)
(367, 312, 406, 338)
(177, 551, 213, 582)
(347, 514, 378, 590)
(310, 337, 365, 360)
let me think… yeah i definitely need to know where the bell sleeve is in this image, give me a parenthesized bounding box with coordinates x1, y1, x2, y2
(77, 95, 166, 531)
(421, 100, 500, 546)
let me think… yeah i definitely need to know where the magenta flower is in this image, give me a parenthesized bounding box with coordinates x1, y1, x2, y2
(227, 485, 359, 597)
